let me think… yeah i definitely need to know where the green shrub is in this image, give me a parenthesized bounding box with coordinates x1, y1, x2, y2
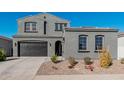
(51, 55, 58, 63)
(0, 49, 6, 62)
(120, 58, 124, 64)
(84, 57, 93, 65)
(68, 57, 78, 68)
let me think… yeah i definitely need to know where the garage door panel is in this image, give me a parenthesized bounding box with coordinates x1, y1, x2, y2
(19, 42, 47, 56)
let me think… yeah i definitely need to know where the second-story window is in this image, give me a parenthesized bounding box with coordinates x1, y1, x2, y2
(55, 23, 67, 31)
(25, 22, 37, 32)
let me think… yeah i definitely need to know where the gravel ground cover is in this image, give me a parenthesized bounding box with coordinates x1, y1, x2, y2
(37, 60, 124, 75)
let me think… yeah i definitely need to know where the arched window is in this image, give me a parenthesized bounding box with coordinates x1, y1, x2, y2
(95, 35, 104, 50)
(79, 35, 88, 50)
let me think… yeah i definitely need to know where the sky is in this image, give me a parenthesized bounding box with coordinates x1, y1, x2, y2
(0, 12, 124, 38)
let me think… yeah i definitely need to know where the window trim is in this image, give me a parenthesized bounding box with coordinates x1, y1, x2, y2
(95, 35, 104, 51)
(24, 22, 37, 33)
(55, 23, 67, 31)
(78, 35, 88, 51)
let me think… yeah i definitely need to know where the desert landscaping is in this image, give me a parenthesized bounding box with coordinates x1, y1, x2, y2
(37, 59, 124, 75)
(37, 48, 124, 76)
(1, 47, 124, 79)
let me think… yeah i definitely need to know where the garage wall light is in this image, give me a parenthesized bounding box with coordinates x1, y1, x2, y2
(49, 43, 51, 47)
(62, 37, 65, 43)
(15, 42, 17, 47)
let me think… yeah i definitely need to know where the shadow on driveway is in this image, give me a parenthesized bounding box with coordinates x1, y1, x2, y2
(6, 58, 20, 61)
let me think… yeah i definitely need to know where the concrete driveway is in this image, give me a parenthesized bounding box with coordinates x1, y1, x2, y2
(0, 57, 49, 80)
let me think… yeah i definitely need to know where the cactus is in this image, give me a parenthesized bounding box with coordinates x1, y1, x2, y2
(99, 48, 112, 68)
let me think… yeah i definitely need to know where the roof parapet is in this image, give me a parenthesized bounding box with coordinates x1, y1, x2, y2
(65, 27, 118, 32)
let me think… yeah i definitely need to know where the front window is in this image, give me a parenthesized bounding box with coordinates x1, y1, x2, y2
(79, 35, 87, 50)
(55, 23, 67, 31)
(25, 22, 37, 32)
(95, 35, 104, 50)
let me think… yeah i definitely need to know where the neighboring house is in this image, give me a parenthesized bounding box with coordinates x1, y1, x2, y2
(13, 13, 118, 59)
(118, 32, 124, 59)
(0, 36, 13, 57)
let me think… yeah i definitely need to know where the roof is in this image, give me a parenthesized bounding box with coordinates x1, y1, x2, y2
(13, 35, 63, 38)
(17, 12, 70, 22)
(65, 27, 118, 32)
(0, 36, 12, 41)
(118, 32, 124, 38)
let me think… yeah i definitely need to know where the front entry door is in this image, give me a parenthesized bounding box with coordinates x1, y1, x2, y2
(55, 41, 62, 56)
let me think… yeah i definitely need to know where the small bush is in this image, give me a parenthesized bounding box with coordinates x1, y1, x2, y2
(51, 55, 58, 63)
(84, 57, 93, 65)
(0, 49, 6, 62)
(99, 48, 112, 68)
(68, 57, 78, 68)
(120, 58, 124, 64)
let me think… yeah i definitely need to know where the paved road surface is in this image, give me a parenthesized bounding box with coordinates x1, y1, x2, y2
(35, 74, 124, 80)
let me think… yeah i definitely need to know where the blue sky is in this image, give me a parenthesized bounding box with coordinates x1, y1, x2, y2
(0, 12, 124, 38)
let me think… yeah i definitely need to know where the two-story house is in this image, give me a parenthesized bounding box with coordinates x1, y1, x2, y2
(13, 13, 118, 59)
(13, 13, 69, 57)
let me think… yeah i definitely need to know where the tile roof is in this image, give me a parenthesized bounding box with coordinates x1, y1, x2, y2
(0, 36, 12, 41)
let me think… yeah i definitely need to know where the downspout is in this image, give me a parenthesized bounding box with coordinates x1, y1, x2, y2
(62, 26, 65, 59)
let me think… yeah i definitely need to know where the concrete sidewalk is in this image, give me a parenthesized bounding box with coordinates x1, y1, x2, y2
(34, 74, 124, 80)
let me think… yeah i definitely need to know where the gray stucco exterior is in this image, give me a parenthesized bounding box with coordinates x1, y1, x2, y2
(13, 13, 69, 57)
(64, 29, 118, 59)
(13, 13, 118, 59)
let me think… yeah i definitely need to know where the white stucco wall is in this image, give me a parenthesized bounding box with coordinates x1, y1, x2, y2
(118, 37, 124, 59)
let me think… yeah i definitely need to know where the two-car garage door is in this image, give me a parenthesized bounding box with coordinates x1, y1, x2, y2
(18, 41, 47, 56)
